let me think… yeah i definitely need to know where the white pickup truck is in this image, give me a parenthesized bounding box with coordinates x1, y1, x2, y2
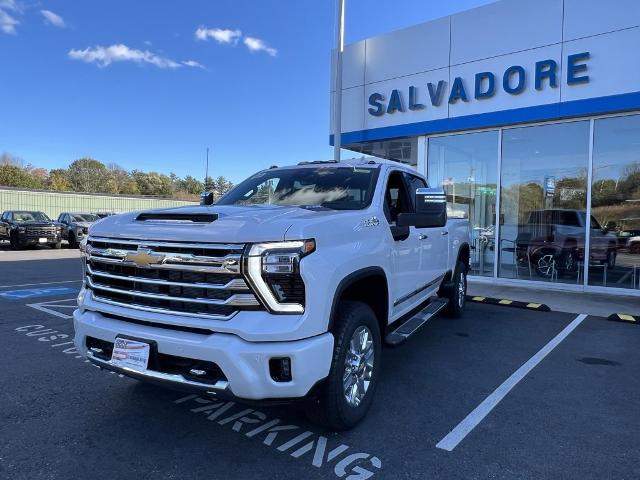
(74, 160, 470, 430)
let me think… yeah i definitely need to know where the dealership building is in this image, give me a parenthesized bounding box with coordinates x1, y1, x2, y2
(332, 0, 640, 295)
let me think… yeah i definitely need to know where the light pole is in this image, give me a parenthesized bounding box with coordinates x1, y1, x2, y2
(333, 0, 345, 162)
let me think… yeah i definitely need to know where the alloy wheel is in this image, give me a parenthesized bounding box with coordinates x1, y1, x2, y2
(343, 325, 375, 407)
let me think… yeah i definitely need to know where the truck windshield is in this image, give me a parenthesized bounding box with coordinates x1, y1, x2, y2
(527, 210, 580, 226)
(217, 166, 380, 210)
(13, 211, 50, 222)
(71, 214, 100, 222)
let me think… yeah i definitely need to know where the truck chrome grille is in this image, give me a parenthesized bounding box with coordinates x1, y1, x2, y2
(85, 236, 260, 320)
(26, 226, 58, 237)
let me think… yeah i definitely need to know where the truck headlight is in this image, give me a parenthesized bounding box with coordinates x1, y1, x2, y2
(245, 239, 315, 314)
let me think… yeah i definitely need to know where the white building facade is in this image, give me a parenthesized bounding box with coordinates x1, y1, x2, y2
(333, 0, 640, 295)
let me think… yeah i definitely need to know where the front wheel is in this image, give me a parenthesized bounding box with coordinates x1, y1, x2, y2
(68, 232, 78, 249)
(534, 252, 556, 278)
(606, 249, 616, 269)
(9, 232, 21, 250)
(306, 301, 381, 431)
(51, 240, 62, 249)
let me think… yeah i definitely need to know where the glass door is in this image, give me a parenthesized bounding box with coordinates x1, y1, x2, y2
(498, 121, 590, 284)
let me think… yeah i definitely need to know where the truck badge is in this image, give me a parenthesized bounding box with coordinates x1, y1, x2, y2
(125, 248, 166, 268)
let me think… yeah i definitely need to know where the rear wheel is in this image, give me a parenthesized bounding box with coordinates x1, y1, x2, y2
(306, 301, 381, 431)
(441, 260, 467, 318)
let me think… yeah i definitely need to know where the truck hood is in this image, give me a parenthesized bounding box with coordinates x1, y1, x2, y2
(89, 204, 343, 244)
(16, 221, 61, 228)
(73, 222, 93, 228)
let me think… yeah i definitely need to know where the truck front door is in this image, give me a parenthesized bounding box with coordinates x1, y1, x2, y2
(384, 170, 433, 318)
(403, 172, 449, 285)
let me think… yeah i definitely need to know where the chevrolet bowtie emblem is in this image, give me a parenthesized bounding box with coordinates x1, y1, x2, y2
(125, 248, 166, 268)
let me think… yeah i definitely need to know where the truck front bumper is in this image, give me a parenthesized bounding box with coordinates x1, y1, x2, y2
(73, 309, 334, 401)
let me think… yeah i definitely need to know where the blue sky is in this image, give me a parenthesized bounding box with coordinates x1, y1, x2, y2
(0, 0, 493, 183)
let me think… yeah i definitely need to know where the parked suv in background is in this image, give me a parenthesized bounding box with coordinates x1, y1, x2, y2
(516, 209, 617, 277)
(57, 212, 101, 248)
(0, 210, 62, 249)
(74, 160, 470, 430)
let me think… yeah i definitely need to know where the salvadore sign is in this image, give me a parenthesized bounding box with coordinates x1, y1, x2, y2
(368, 52, 590, 117)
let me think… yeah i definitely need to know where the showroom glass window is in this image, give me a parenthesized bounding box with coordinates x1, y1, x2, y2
(498, 121, 590, 284)
(428, 131, 498, 277)
(590, 114, 640, 289)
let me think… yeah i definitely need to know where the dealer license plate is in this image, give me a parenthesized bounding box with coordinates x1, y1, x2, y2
(111, 337, 150, 372)
(38, 237, 47, 243)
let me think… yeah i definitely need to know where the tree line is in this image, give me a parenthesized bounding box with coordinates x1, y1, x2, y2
(0, 153, 234, 200)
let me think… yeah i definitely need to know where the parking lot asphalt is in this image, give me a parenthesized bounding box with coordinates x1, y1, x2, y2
(1, 254, 639, 480)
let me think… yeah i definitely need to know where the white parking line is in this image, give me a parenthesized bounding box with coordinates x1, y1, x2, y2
(26, 298, 78, 320)
(0, 280, 81, 289)
(436, 313, 588, 452)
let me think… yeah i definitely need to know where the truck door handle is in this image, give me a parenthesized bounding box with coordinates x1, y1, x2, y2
(441, 231, 449, 236)
(418, 234, 428, 240)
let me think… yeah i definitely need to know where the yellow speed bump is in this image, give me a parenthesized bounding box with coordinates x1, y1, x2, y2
(465, 295, 551, 311)
(608, 313, 637, 324)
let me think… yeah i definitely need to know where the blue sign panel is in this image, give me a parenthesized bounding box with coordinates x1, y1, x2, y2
(0, 287, 79, 300)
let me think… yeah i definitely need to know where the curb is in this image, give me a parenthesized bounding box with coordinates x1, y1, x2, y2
(466, 295, 551, 312)
(607, 313, 638, 324)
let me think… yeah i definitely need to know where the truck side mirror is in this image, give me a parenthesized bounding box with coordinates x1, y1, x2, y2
(397, 188, 447, 228)
(200, 191, 214, 206)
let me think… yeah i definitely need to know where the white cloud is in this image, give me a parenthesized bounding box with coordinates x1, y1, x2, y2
(195, 27, 241, 45)
(243, 36, 277, 56)
(182, 60, 205, 69)
(0, 0, 20, 12)
(68, 44, 183, 69)
(0, 0, 20, 34)
(0, 8, 18, 33)
(40, 9, 66, 28)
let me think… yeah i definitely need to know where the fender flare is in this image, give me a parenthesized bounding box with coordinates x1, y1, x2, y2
(328, 266, 388, 332)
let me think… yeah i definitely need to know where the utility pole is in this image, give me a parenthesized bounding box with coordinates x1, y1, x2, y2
(333, 0, 345, 162)
(205, 147, 210, 190)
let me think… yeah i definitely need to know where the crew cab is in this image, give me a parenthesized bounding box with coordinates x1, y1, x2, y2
(0, 210, 63, 249)
(57, 212, 101, 248)
(73, 160, 470, 430)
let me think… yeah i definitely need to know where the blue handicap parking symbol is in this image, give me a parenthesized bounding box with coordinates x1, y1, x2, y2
(0, 287, 79, 300)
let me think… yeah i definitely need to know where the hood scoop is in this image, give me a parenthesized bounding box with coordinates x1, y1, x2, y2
(135, 212, 218, 223)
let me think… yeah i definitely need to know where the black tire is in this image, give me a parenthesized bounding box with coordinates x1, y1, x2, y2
(51, 240, 62, 249)
(68, 232, 78, 249)
(631, 243, 640, 255)
(9, 232, 21, 250)
(441, 260, 467, 318)
(606, 249, 616, 269)
(306, 301, 381, 431)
